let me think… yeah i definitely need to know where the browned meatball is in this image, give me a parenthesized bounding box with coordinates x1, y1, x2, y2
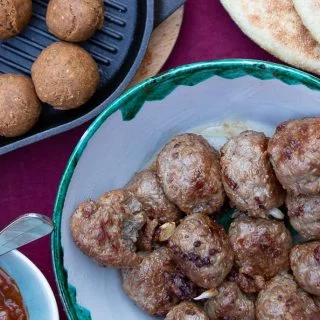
(204, 281, 255, 320)
(166, 302, 209, 320)
(290, 242, 320, 296)
(126, 170, 181, 223)
(168, 213, 234, 289)
(286, 194, 320, 240)
(122, 248, 198, 317)
(46, 0, 104, 42)
(70, 189, 146, 268)
(268, 118, 320, 195)
(0, 0, 32, 39)
(229, 215, 292, 282)
(221, 131, 284, 219)
(157, 133, 225, 215)
(256, 272, 320, 319)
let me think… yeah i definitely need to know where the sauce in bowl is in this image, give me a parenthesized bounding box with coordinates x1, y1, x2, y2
(0, 268, 27, 319)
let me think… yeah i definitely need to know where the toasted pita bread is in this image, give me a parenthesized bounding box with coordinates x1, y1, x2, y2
(293, 0, 320, 44)
(220, 0, 320, 75)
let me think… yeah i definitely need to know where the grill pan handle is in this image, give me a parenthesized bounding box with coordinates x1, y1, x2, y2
(154, 0, 187, 27)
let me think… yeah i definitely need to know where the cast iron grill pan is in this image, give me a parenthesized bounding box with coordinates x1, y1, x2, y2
(0, 0, 154, 154)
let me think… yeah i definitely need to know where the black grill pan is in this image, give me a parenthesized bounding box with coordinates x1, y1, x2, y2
(0, 0, 154, 154)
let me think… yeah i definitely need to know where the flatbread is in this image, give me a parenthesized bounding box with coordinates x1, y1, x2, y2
(220, 0, 320, 75)
(293, 0, 320, 44)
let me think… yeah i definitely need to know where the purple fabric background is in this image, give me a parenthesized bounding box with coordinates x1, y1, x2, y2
(0, 1, 284, 318)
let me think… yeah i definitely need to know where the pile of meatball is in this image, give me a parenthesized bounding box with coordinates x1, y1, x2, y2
(70, 117, 320, 320)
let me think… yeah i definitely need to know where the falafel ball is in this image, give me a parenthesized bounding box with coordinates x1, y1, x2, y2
(286, 194, 320, 240)
(168, 213, 234, 289)
(31, 42, 100, 110)
(268, 118, 320, 195)
(256, 272, 320, 320)
(221, 131, 284, 219)
(228, 214, 292, 282)
(0, 74, 41, 137)
(126, 170, 181, 224)
(0, 0, 32, 39)
(290, 242, 320, 296)
(46, 0, 104, 42)
(157, 133, 225, 215)
(122, 247, 198, 317)
(165, 302, 209, 320)
(70, 189, 146, 268)
(204, 281, 255, 320)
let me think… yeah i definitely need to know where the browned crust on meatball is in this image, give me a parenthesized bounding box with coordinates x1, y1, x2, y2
(31, 42, 100, 109)
(70, 189, 146, 268)
(268, 118, 320, 195)
(290, 242, 320, 296)
(165, 302, 209, 320)
(0, 74, 41, 137)
(46, 0, 104, 42)
(168, 213, 234, 289)
(126, 170, 181, 223)
(157, 133, 225, 215)
(221, 130, 284, 218)
(286, 193, 320, 240)
(122, 248, 198, 317)
(0, 0, 32, 39)
(229, 215, 292, 280)
(256, 272, 319, 319)
(204, 281, 255, 320)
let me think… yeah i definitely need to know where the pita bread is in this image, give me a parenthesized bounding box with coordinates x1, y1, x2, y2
(293, 0, 320, 44)
(220, 0, 320, 75)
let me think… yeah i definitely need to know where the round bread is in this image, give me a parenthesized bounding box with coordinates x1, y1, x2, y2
(0, 0, 32, 40)
(46, 0, 104, 42)
(31, 42, 100, 110)
(0, 74, 41, 137)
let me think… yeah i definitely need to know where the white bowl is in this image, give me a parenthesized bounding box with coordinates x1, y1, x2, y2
(52, 59, 320, 319)
(0, 250, 59, 320)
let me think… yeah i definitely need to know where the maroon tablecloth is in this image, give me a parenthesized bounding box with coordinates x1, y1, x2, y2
(0, 1, 284, 319)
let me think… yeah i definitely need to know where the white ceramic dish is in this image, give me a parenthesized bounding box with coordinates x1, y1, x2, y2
(52, 59, 320, 319)
(0, 250, 59, 320)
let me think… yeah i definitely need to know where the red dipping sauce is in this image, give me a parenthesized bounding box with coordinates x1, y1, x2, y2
(0, 268, 27, 320)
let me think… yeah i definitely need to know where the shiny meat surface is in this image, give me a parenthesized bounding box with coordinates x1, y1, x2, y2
(286, 194, 320, 240)
(70, 189, 146, 268)
(221, 131, 284, 218)
(228, 215, 292, 280)
(122, 248, 198, 317)
(157, 133, 225, 215)
(165, 302, 209, 320)
(126, 169, 181, 223)
(168, 213, 234, 289)
(204, 281, 255, 320)
(268, 118, 320, 195)
(290, 242, 320, 296)
(256, 272, 320, 320)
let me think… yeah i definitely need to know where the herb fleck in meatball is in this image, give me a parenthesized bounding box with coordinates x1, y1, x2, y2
(122, 248, 198, 317)
(70, 189, 146, 268)
(268, 118, 320, 195)
(0, 0, 32, 39)
(204, 281, 255, 320)
(256, 272, 319, 320)
(166, 302, 209, 320)
(46, 0, 104, 42)
(228, 214, 292, 282)
(286, 194, 320, 240)
(221, 131, 284, 218)
(157, 133, 225, 215)
(168, 213, 234, 289)
(290, 242, 320, 296)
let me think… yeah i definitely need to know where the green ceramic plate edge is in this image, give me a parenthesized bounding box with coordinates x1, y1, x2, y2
(51, 59, 320, 320)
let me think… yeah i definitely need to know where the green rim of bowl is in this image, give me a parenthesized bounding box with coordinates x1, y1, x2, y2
(51, 59, 320, 320)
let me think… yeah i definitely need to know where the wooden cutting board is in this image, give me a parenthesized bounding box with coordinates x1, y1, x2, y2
(129, 6, 184, 87)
